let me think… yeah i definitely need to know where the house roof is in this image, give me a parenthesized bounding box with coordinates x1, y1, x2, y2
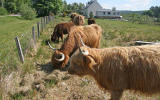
(85, 1, 95, 9)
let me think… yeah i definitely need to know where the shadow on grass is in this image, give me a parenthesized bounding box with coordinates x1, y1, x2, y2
(36, 62, 69, 74)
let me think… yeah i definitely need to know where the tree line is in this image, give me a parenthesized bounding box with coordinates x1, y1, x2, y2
(143, 6, 160, 21)
(0, 0, 85, 19)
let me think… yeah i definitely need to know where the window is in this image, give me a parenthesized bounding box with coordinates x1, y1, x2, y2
(117, 12, 120, 15)
(108, 12, 111, 15)
(103, 12, 106, 15)
(113, 12, 116, 15)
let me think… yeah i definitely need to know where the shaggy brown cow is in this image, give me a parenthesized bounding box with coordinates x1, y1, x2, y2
(70, 13, 79, 22)
(49, 24, 102, 68)
(68, 43, 160, 100)
(73, 15, 85, 26)
(51, 13, 79, 42)
(51, 22, 74, 42)
(88, 18, 96, 25)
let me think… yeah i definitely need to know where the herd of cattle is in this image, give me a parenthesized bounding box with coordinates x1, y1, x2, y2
(48, 13, 160, 100)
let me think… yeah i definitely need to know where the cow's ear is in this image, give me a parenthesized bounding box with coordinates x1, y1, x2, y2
(83, 55, 97, 72)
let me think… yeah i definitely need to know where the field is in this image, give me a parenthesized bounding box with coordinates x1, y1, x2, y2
(0, 16, 40, 74)
(0, 16, 160, 100)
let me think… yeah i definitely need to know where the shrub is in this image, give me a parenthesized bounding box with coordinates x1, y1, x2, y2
(62, 12, 67, 17)
(19, 4, 37, 20)
(0, 7, 8, 15)
(89, 12, 93, 18)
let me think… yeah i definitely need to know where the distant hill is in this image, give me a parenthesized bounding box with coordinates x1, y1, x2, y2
(119, 10, 146, 14)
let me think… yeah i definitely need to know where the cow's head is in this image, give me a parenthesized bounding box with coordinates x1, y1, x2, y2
(51, 33, 56, 42)
(68, 47, 99, 76)
(73, 15, 85, 26)
(70, 13, 79, 22)
(88, 18, 96, 25)
(68, 37, 99, 76)
(48, 42, 69, 68)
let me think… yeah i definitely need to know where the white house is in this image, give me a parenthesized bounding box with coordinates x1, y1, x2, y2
(82, 0, 122, 19)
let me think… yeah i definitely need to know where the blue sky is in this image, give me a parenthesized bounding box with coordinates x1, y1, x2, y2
(66, 0, 160, 11)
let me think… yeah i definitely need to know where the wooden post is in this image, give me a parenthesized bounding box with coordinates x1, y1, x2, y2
(43, 17, 46, 28)
(32, 26, 36, 45)
(15, 37, 24, 63)
(45, 16, 48, 24)
(37, 22, 40, 38)
(46, 16, 48, 24)
(48, 15, 51, 23)
(41, 18, 43, 32)
(52, 16, 54, 21)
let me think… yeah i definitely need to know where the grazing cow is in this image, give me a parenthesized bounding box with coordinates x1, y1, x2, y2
(51, 13, 79, 42)
(73, 15, 85, 26)
(68, 42, 160, 100)
(70, 13, 79, 22)
(88, 18, 96, 25)
(49, 24, 102, 68)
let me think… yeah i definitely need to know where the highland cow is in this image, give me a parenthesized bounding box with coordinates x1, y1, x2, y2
(68, 42, 160, 100)
(88, 18, 96, 25)
(51, 13, 79, 42)
(73, 15, 85, 26)
(49, 24, 102, 68)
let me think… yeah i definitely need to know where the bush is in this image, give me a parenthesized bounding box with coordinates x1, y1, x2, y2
(89, 12, 93, 18)
(0, 7, 8, 15)
(20, 4, 37, 20)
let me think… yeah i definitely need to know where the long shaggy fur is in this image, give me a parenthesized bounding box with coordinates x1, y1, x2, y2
(73, 15, 85, 26)
(51, 24, 102, 68)
(70, 13, 79, 22)
(68, 44, 160, 100)
(51, 13, 79, 42)
(51, 22, 74, 42)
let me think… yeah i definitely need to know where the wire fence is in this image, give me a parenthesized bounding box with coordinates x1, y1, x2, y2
(15, 16, 54, 63)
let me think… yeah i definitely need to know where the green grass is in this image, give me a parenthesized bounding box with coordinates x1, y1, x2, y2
(0, 16, 40, 75)
(1, 16, 160, 100)
(95, 19, 160, 47)
(1, 16, 160, 76)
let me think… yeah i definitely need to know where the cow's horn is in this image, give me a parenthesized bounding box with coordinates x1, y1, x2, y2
(48, 42, 56, 51)
(79, 48, 89, 56)
(55, 53, 65, 61)
(79, 35, 85, 46)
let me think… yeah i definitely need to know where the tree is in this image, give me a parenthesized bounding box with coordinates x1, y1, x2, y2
(143, 6, 160, 18)
(33, 0, 63, 17)
(0, 0, 4, 7)
(4, 0, 31, 13)
(89, 11, 93, 18)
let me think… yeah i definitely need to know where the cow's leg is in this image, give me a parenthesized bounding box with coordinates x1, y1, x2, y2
(61, 34, 64, 42)
(110, 90, 123, 100)
(57, 36, 59, 43)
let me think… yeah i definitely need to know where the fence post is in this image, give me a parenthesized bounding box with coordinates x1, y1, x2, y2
(43, 17, 46, 29)
(49, 16, 51, 22)
(46, 16, 48, 24)
(15, 37, 24, 63)
(32, 26, 36, 46)
(37, 22, 40, 38)
(52, 16, 54, 22)
(41, 18, 43, 32)
(45, 16, 48, 24)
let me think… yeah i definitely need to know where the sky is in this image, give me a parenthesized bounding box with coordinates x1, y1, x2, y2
(66, 0, 160, 11)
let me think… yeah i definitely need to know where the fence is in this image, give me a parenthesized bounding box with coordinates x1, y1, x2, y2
(15, 16, 54, 63)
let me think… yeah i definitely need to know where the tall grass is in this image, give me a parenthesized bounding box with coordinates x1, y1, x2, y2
(0, 16, 40, 75)
(96, 18, 160, 47)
